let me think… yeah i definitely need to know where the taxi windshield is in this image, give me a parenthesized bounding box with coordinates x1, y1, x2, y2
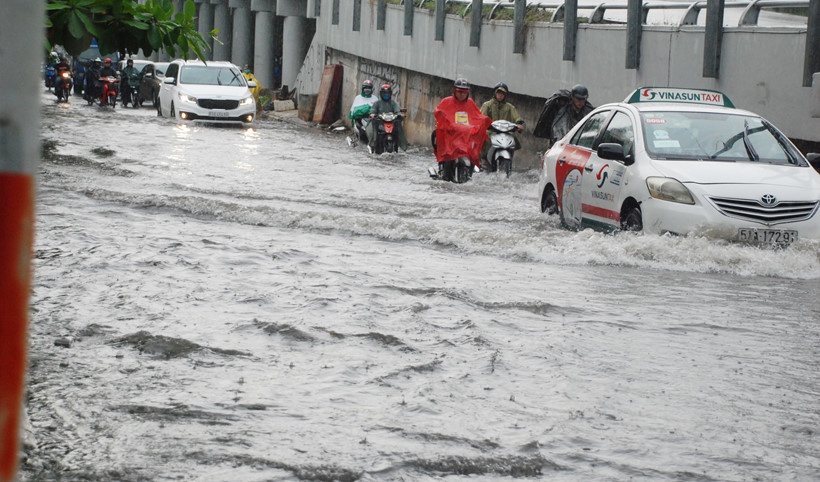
(641, 111, 803, 165)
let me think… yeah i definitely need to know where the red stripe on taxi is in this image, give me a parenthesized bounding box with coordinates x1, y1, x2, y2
(583, 203, 621, 221)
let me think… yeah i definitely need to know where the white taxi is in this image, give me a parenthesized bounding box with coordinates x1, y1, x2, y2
(538, 87, 820, 246)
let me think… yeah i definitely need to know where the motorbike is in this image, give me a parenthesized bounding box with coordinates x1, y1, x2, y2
(87, 76, 120, 108)
(121, 81, 140, 109)
(427, 157, 478, 184)
(485, 119, 518, 177)
(427, 131, 478, 183)
(55, 70, 73, 103)
(346, 117, 370, 148)
(369, 111, 402, 154)
(44, 65, 56, 90)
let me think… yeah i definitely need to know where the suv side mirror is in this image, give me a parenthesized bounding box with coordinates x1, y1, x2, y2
(808, 153, 820, 173)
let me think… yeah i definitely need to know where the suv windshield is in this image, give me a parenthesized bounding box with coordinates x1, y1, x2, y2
(641, 111, 803, 165)
(180, 66, 245, 86)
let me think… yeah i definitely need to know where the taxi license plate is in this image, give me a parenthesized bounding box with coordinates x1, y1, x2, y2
(208, 111, 229, 117)
(737, 228, 798, 246)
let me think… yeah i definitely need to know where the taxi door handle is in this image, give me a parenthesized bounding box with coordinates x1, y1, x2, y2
(558, 158, 566, 166)
(584, 164, 594, 172)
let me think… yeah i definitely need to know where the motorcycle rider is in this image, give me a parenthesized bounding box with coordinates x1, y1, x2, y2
(551, 84, 593, 143)
(83, 58, 102, 102)
(95, 57, 119, 103)
(367, 83, 407, 152)
(120, 58, 142, 106)
(53, 57, 72, 101)
(348, 79, 377, 146)
(480, 81, 525, 169)
(433, 78, 491, 182)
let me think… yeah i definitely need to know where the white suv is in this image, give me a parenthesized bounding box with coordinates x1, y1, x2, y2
(158, 60, 256, 126)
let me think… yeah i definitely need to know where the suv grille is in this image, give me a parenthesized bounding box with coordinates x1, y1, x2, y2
(709, 196, 819, 225)
(198, 99, 239, 110)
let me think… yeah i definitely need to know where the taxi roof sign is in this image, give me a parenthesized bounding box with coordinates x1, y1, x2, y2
(625, 87, 734, 108)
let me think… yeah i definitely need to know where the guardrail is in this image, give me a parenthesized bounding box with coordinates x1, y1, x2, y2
(407, 0, 810, 27)
(375, 0, 817, 86)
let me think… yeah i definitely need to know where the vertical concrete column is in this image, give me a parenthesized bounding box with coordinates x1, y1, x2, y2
(196, 0, 215, 59)
(212, 0, 233, 61)
(231, 0, 253, 68)
(252, 0, 276, 89)
(282, 15, 312, 89)
(0, 3, 40, 481)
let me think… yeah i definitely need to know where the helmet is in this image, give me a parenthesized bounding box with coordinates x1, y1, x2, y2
(494, 82, 509, 94)
(571, 84, 589, 100)
(454, 78, 470, 91)
(126, 58, 134, 65)
(362, 79, 374, 95)
(104, 57, 112, 64)
(379, 84, 392, 101)
(93, 57, 101, 63)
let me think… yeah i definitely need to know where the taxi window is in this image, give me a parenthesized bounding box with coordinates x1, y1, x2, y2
(599, 112, 635, 159)
(641, 111, 799, 164)
(570, 111, 609, 149)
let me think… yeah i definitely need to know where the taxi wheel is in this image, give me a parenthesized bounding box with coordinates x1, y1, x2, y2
(621, 205, 643, 232)
(541, 187, 558, 215)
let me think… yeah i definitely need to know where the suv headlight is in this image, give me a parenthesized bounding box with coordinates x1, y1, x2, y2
(239, 96, 254, 106)
(179, 94, 197, 104)
(646, 177, 695, 205)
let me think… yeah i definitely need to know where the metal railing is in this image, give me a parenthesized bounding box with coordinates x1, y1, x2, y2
(405, 0, 810, 27)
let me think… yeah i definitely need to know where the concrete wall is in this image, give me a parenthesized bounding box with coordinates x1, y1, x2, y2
(296, 1, 819, 168)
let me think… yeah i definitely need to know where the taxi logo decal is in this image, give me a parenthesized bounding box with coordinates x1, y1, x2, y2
(641, 88, 723, 104)
(627, 87, 735, 108)
(596, 164, 609, 188)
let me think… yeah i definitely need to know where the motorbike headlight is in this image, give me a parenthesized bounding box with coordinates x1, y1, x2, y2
(646, 177, 695, 205)
(239, 96, 254, 106)
(179, 94, 198, 104)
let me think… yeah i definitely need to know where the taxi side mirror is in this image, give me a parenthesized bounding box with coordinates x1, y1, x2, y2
(598, 142, 634, 165)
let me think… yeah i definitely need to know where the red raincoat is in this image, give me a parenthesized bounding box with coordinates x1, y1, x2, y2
(434, 96, 492, 165)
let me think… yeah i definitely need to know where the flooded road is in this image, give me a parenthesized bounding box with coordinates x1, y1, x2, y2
(22, 92, 820, 481)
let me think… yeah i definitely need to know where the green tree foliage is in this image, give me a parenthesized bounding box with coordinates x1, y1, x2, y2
(45, 0, 212, 60)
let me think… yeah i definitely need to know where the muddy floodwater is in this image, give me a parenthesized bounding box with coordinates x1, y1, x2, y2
(21, 93, 820, 481)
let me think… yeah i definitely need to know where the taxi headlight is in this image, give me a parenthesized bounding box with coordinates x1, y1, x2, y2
(179, 94, 197, 104)
(239, 96, 254, 106)
(646, 177, 695, 205)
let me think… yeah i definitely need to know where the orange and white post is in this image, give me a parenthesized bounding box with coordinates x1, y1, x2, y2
(1, 2, 42, 481)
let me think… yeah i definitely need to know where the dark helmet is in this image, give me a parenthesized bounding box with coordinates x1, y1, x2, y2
(454, 78, 470, 91)
(494, 82, 509, 95)
(379, 83, 392, 100)
(571, 84, 589, 100)
(362, 79, 374, 95)
(126, 58, 134, 65)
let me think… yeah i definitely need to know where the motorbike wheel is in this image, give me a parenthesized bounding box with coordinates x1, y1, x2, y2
(499, 158, 512, 178)
(385, 138, 395, 153)
(455, 162, 471, 184)
(132, 92, 139, 109)
(440, 160, 455, 182)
